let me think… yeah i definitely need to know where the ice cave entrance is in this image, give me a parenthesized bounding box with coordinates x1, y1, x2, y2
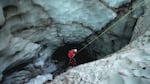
(52, 43, 95, 68)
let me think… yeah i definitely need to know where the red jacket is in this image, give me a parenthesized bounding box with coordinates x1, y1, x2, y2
(68, 49, 76, 58)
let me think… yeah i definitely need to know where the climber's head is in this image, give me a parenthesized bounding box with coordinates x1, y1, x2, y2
(74, 49, 77, 52)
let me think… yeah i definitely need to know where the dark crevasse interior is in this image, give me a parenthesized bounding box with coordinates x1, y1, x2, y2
(51, 43, 96, 70)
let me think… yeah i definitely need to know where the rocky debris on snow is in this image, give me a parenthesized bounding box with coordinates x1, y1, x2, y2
(131, 0, 150, 41)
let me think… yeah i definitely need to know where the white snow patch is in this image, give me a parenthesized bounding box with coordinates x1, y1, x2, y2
(26, 74, 53, 84)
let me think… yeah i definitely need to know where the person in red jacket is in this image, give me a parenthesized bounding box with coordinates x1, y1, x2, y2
(68, 49, 77, 66)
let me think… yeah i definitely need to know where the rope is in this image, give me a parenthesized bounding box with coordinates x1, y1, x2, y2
(76, 0, 146, 55)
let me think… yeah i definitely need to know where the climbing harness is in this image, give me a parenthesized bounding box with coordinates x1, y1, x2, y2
(68, 57, 77, 66)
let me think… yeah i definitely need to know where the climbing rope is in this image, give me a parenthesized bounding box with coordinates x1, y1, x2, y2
(76, 0, 147, 55)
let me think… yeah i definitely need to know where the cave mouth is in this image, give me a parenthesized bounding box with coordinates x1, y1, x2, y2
(51, 43, 95, 70)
